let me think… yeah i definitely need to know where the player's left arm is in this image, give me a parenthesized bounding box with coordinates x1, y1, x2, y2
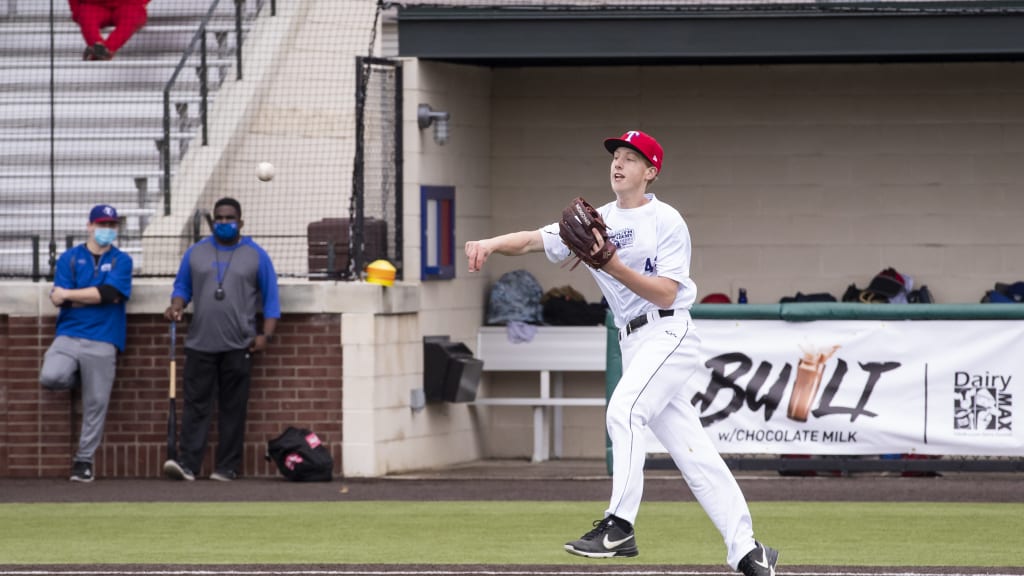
(256, 246, 281, 321)
(251, 245, 281, 353)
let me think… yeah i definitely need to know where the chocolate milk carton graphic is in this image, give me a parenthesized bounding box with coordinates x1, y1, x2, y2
(787, 345, 840, 422)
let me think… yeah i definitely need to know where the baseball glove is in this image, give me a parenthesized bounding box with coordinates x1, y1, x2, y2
(559, 196, 616, 270)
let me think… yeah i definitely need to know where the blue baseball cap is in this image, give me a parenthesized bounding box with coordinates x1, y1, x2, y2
(89, 204, 118, 223)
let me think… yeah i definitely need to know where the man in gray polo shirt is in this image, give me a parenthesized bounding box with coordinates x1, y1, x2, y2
(162, 197, 280, 482)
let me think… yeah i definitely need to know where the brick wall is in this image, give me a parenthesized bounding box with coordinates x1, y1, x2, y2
(0, 313, 342, 479)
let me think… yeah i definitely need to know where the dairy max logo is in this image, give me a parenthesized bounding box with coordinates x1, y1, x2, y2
(954, 371, 1012, 433)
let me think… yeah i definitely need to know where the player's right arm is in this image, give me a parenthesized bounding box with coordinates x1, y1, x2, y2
(165, 245, 195, 322)
(465, 230, 544, 272)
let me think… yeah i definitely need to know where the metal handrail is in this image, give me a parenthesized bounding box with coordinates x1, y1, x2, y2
(160, 0, 271, 217)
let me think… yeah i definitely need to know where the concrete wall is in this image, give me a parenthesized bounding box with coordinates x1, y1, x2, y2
(398, 60, 495, 464)
(434, 61, 1024, 459)
(0, 279, 446, 478)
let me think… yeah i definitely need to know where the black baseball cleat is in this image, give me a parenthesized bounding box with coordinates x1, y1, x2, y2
(564, 517, 638, 558)
(163, 459, 195, 481)
(210, 470, 238, 482)
(70, 460, 94, 483)
(738, 541, 779, 576)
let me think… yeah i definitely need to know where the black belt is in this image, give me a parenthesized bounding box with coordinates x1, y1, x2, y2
(623, 309, 675, 338)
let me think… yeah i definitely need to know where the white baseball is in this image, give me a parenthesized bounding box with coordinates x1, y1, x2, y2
(256, 162, 275, 182)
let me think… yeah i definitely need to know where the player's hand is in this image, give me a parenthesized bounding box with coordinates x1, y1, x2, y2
(465, 239, 493, 273)
(49, 287, 66, 307)
(590, 228, 605, 255)
(163, 304, 184, 322)
(249, 334, 268, 353)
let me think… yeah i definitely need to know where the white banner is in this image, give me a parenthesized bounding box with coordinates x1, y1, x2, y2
(660, 320, 1024, 456)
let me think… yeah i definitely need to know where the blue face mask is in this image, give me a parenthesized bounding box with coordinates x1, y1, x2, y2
(214, 221, 239, 241)
(93, 228, 117, 247)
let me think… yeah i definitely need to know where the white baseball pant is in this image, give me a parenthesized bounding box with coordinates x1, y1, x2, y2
(606, 311, 757, 569)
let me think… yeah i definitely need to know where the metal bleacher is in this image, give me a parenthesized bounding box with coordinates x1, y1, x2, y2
(0, 0, 263, 277)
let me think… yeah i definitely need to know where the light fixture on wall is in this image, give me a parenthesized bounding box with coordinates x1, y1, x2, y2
(418, 103, 450, 145)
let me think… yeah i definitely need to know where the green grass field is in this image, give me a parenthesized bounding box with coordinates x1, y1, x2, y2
(1, 501, 1019, 566)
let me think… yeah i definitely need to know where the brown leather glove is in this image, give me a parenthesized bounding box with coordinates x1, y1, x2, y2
(559, 196, 615, 270)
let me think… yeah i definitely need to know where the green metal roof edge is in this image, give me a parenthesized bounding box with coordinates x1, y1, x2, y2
(690, 303, 1024, 321)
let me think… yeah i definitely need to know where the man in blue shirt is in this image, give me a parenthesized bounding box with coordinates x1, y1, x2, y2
(40, 204, 133, 483)
(163, 197, 280, 482)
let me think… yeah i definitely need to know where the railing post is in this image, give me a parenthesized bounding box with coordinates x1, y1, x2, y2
(352, 57, 367, 279)
(200, 29, 209, 145)
(31, 235, 40, 282)
(394, 62, 404, 280)
(192, 210, 203, 243)
(161, 91, 171, 216)
(234, 0, 244, 81)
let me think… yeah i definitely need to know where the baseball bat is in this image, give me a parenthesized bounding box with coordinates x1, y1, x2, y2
(167, 320, 178, 462)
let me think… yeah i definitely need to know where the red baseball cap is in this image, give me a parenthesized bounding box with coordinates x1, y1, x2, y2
(604, 130, 664, 174)
(700, 293, 732, 304)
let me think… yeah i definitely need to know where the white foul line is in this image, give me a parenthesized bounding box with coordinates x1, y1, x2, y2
(2, 565, 1024, 569)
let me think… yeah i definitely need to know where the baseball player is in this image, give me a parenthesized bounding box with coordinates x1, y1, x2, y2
(465, 130, 778, 576)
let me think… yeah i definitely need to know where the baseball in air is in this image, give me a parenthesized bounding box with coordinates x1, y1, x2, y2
(256, 162, 275, 182)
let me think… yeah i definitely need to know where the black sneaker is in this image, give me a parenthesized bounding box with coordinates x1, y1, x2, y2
(91, 43, 112, 60)
(163, 459, 195, 481)
(210, 470, 237, 482)
(564, 517, 638, 558)
(738, 542, 779, 576)
(70, 461, 93, 483)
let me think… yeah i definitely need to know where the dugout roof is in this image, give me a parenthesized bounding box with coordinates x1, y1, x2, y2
(396, 1, 1024, 65)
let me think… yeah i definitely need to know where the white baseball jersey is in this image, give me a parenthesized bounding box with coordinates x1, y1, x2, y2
(542, 193, 758, 570)
(541, 193, 697, 328)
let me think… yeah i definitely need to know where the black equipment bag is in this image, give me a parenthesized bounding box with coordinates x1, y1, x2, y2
(265, 427, 334, 482)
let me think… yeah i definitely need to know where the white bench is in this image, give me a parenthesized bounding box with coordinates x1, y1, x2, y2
(475, 326, 608, 463)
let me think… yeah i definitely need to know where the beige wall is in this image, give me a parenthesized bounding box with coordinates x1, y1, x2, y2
(483, 63, 1024, 305)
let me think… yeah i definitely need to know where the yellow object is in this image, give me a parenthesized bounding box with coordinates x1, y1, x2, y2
(366, 259, 396, 287)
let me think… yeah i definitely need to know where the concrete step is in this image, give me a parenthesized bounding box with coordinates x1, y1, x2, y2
(0, 102, 208, 128)
(0, 56, 237, 70)
(0, 134, 195, 165)
(0, 29, 242, 58)
(0, 181, 159, 206)
(0, 126, 198, 140)
(0, 167, 168, 179)
(0, 92, 208, 105)
(4, 0, 257, 20)
(0, 63, 220, 92)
